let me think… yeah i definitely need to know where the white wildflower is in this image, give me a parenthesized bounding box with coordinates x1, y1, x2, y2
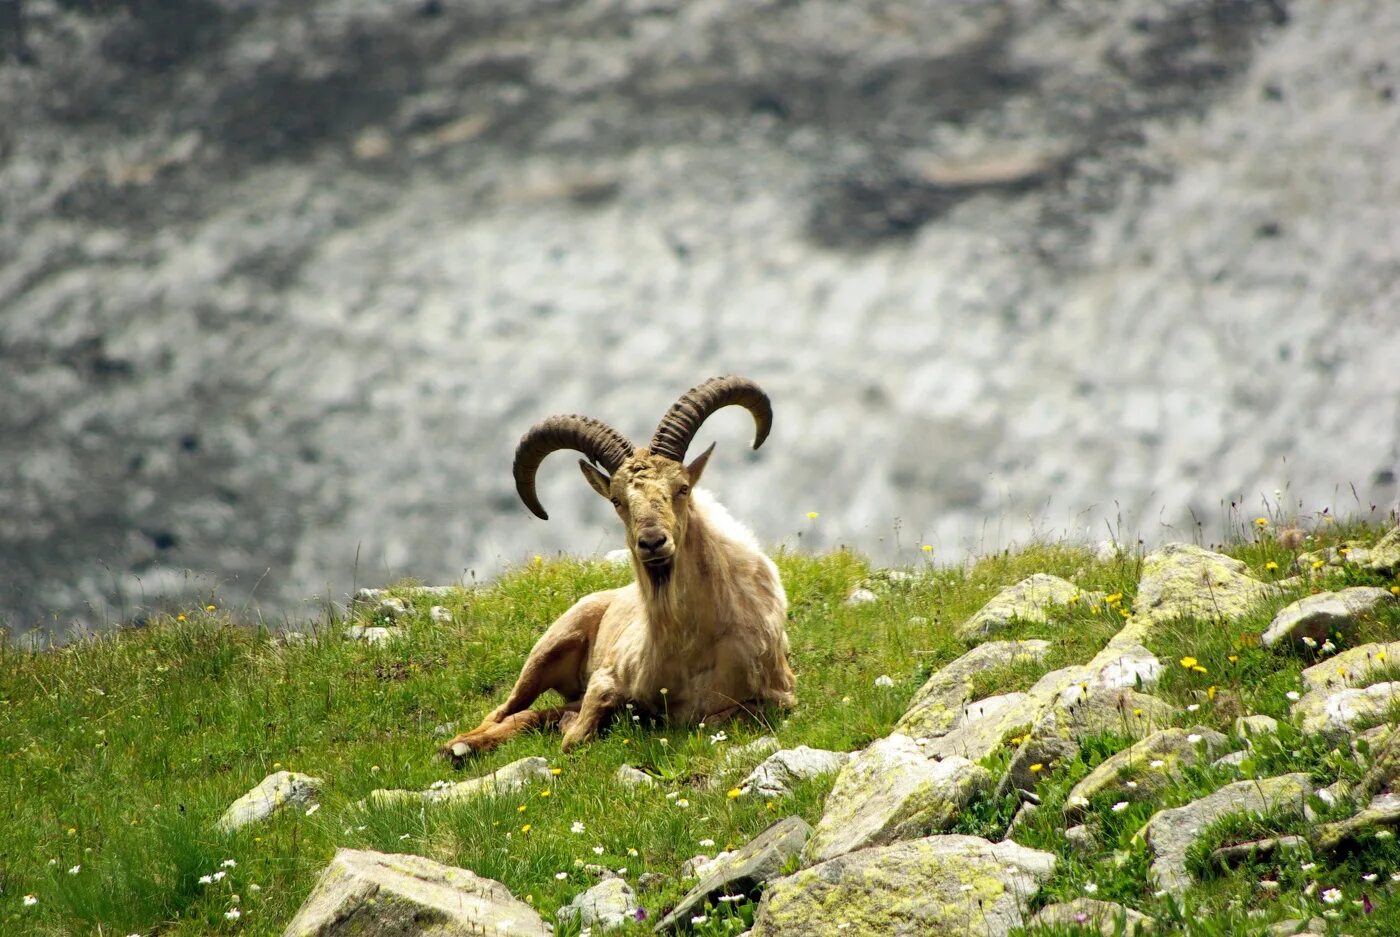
(1321, 888, 1342, 905)
(1321, 640, 1336, 655)
(1187, 733, 1203, 744)
(572, 821, 586, 834)
(1186, 704, 1200, 713)
(709, 731, 728, 745)
(691, 915, 708, 925)
(248, 883, 261, 893)
(1363, 873, 1378, 882)
(199, 875, 214, 885)
(68, 865, 81, 875)
(23, 895, 38, 906)
(675, 798, 690, 808)
(593, 846, 605, 855)
(1112, 801, 1129, 813)
(1302, 636, 1317, 649)
(305, 803, 320, 816)
(1286, 691, 1301, 701)
(212, 870, 226, 882)
(874, 675, 895, 688)
(699, 839, 715, 847)
(225, 908, 241, 920)
(1149, 759, 1166, 769)
(1084, 882, 1098, 894)
(221, 859, 237, 868)
(555, 872, 568, 880)
(717, 894, 745, 903)
(1300, 862, 1317, 871)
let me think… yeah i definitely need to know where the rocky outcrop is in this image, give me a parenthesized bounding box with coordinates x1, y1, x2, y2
(1129, 545, 1276, 638)
(1029, 898, 1154, 935)
(282, 848, 547, 937)
(956, 575, 1099, 641)
(1313, 792, 1400, 852)
(751, 835, 1055, 937)
(656, 816, 810, 933)
(895, 640, 1051, 739)
(1292, 681, 1400, 741)
(1261, 587, 1395, 648)
(738, 747, 848, 799)
(1138, 773, 1312, 894)
(218, 771, 321, 832)
(1064, 727, 1227, 820)
(557, 878, 639, 932)
(1301, 641, 1400, 693)
(803, 735, 990, 863)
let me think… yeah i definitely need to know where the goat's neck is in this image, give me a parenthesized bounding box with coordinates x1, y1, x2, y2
(637, 498, 746, 646)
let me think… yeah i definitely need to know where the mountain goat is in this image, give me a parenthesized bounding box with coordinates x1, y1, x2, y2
(442, 376, 796, 758)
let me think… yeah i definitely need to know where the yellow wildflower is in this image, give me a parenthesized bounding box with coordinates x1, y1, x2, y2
(1192, 665, 1208, 674)
(1090, 605, 1100, 614)
(1106, 593, 1123, 605)
(1227, 655, 1239, 663)
(1338, 545, 1350, 555)
(520, 824, 531, 834)
(205, 604, 216, 612)
(539, 790, 551, 798)
(1207, 685, 1217, 700)
(1179, 657, 1198, 669)
(1254, 517, 1269, 528)
(1379, 651, 1388, 662)
(1265, 561, 1278, 571)
(176, 613, 186, 622)
(806, 511, 820, 520)
(921, 544, 934, 553)
(727, 788, 743, 799)
(1119, 607, 1131, 618)
(1312, 559, 1325, 570)
(1390, 586, 1400, 597)
(517, 804, 527, 813)
(550, 768, 562, 776)
(1029, 763, 1044, 774)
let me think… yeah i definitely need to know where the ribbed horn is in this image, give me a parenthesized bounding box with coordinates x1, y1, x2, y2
(649, 376, 772, 463)
(513, 415, 635, 520)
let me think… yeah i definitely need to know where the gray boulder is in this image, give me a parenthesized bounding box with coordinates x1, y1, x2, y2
(751, 835, 1055, 937)
(370, 756, 551, 807)
(1314, 792, 1400, 852)
(1261, 587, 1395, 648)
(218, 771, 321, 832)
(1301, 641, 1400, 692)
(1063, 727, 1227, 820)
(957, 575, 1098, 641)
(804, 735, 991, 863)
(738, 746, 848, 798)
(1030, 898, 1154, 935)
(1130, 544, 1275, 638)
(282, 848, 547, 936)
(1292, 681, 1400, 741)
(895, 640, 1051, 739)
(656, 816, 810, 933)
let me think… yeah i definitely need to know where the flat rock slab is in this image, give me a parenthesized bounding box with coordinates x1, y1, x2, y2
(895, 640, 1052, 739)
(219, 771, 322, 832)
(1208, 835, 1304, 869)
(370, 757, 552, 807)
(616, 764, 656, 788)
(957, 575, 1099, 641)
(282, 848, 547, 937)
(656, 815, 810, 933)
(751, 835, 1056, 937)
(1261, 587, 1395, 648)
(1138, 773, 1312, 894)
(1291, 681, 1400, 741)
(1030, 898, 1154, 935)
(558, 877, 639, 931)
(1132, 544, 1274, 634)
(738, 746, 847, 798)
(1064, 727, 1227, 820)
(804, 734, 991, 864)
(1364, 525, 1400, 574)
(1314, 792, 1400, 852)
(1302, 641, 1400, 692)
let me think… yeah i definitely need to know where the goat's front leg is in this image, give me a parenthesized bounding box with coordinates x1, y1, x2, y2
(561, 669, 622, 753)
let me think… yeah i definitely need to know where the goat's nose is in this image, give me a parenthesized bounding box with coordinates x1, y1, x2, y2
(637, 532, 669, 555)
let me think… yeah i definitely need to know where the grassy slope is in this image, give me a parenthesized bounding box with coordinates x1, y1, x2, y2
(1, 520, 1399, 936)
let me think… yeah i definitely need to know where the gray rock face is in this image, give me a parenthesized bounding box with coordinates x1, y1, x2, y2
(5, 1, 1399, 639)
(752, 835, 1056, 937)
(1063, 727, 1227, 820)
(557, 878, 639, 932)
(738, 746, 848, 798)
(1261, 587, 1396, 648)
(1314, 792, 1400, 852)
(218, 770, 321, 832)
(656, 816, 810, 933)
(1292, 681, 1400, 741)
(1130, 545, 1275, 637)
(615, 764, 656, 789)
(957, 575, 1097, 641)
(282, 848, 547, 937)
(1138, 773, 1312, 894)
(1365, 526, 1400, 575)
(370, 756, 552, 807)
(803, 735, 991, 863)
(1301, 641, 1400, 693)
(895, 640, 1052, 739)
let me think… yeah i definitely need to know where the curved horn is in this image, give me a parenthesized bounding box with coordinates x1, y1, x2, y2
(649, 375, 772, 463)
(513, 415, 635, 520)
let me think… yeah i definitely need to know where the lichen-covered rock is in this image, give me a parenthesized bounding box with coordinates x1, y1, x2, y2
(1291, 681, 1400, 741)
(1313, 792, 1400, 852)
(1064, 825, 1095, 853)
(1208, 835, 1303, 869)
(1063, 727, 1227, 820)
(1131, 544, 1274, 635)
(804, 735, 991, 863)
(738, 746, 848, 798)
(1302, 641, 1400, 692)
(369, 756, 551, 807)
(428, 605, 453, 624)
(1357, 726, 1400, 801)
(656, 816, 810, 933)
(1138, 773, 1312, 894)
(1261, 587, 1395, 648)
(345, 625, 400, 645)
(1033, 687, 1175, 743)
(751, 835, 1055, 937)
(895, 640, 1052, 739)
(957, 575, 1100, 641)
(1365, 526, 1400, 574)
(556, 878, 639, 932)
(218, 771, 322, 832)
(282, 848, 548, 937)
(616, 765, 656, 789)
(844, 588, 879, 606)
(921, 691, 1041, 761)
(1030, 898, 1154, 935)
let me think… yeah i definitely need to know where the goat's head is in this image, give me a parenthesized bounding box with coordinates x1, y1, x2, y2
(511, 376, 772, 585)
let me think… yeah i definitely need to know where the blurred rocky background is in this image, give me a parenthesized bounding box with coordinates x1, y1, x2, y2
(1, 0, 1397, 640)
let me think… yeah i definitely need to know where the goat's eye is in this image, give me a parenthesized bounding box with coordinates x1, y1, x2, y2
(610, 497, 622, 509)
(676, 485, 690, 498)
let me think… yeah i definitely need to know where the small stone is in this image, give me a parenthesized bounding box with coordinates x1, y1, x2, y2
(369, 756, 551, 807)
(556, 878, 639, 932)
(377, 597, 410, 619)
(844, 588, 879, 606)
(1065, 824, 1095, 853)
(738, 746, 847, 798)
(1031, 897, 1154, 935)
(1063, 727, 1227, 820)
(283, 848, 547, 936)
(218, 771, 322, 832)
(655, 816, 810, 933)
(957, 574, 1100, 641)
(636, 872, 668, 891)
(1261, 587, 1395, 648)
(1314, 792, 1400, 852)
(1208, 835, 1304, 869)
(429, 605, 453, 624)
(1234, 714, 1279, 740)
(615, 764, 656, 788)
(345, 625, 400, 645)
(1213, 750, 1249, 769)
(804, 735, 991, 863)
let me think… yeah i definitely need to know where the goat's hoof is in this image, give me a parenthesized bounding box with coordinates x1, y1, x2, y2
(438, 734, 487, 767)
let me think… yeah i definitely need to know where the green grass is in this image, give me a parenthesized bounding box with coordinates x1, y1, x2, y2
(1, 524, 1398, 935)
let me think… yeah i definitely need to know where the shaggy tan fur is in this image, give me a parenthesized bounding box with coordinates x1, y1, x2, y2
(442, 450, 795, 758)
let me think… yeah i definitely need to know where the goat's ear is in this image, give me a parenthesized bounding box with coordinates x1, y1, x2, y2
(578, 459, 613, 500)
(685, 442, 716, 485)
